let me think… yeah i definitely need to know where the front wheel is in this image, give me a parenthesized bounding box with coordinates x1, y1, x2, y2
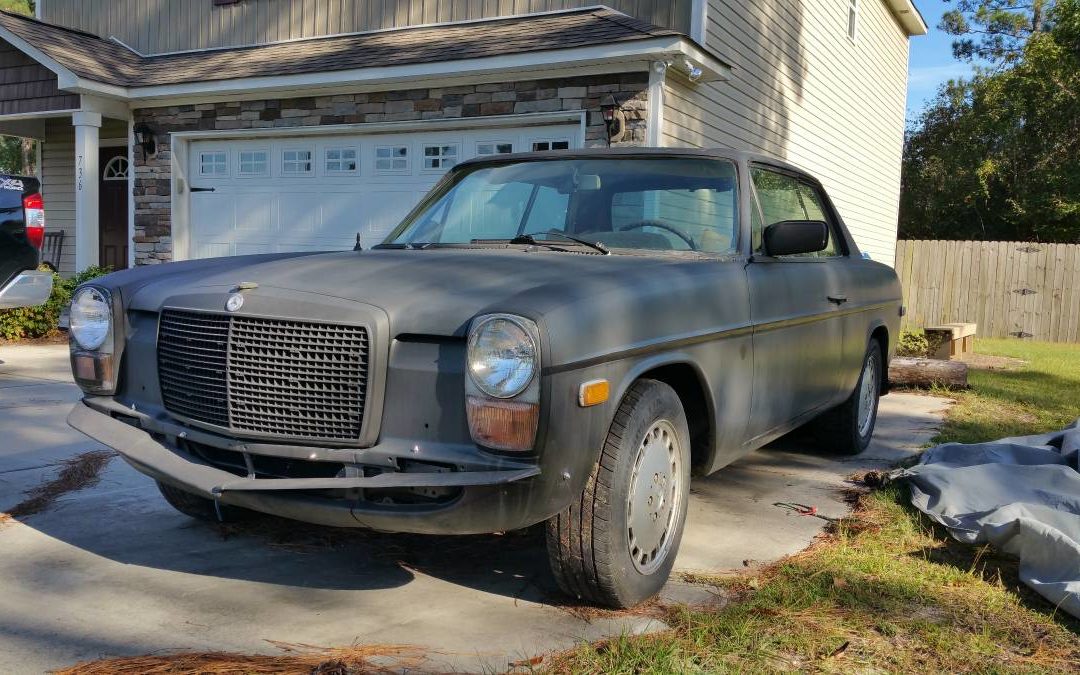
(545, 379, 691, 608)
(810, 341, 883, 455)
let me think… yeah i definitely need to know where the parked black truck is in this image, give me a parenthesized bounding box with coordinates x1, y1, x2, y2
(0, 174, 51, 309)
(67, 148, 901, 607)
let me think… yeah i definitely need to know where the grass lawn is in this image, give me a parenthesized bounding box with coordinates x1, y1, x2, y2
(934, 338, 1080, 445)
(550, 339, 1080, 673)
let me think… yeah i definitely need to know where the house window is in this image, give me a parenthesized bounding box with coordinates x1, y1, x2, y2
(199, 151, 227, 177)
(238, 149, 269, 177)
(423, 144, 458, 170)
(376, 145, 409, 172)
(476, 141, 514, 156)
(102, 156, 130, 181)
(531, 139, 570, 151)
(848, 0, 859, 41)
(282, 149, 313, 174)
(325, 147, 358, 173)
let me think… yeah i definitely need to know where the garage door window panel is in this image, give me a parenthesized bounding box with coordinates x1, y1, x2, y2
(376, 145, 409, 173)
(476, 141, 514, 156)
(531, 139, 570, 152)
(238, 150, 269, 177)
(282, 149, 314, 175)
(423, 144, 458, 172)
(325, 147, 359, 174)
(199, 151, 228, 177)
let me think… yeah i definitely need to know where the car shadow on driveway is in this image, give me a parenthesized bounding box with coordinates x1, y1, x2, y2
(11, 440, 823, 603)
(6, 394, 948, 611)
(8, 460, 560, 600)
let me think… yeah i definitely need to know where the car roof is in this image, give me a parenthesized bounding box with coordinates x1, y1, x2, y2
(455, 146, 815, 180)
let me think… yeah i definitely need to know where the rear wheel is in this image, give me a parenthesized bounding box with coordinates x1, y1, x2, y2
(810, 341, 883, 455)
(157, 481, 244, 522)
(545, 380, 691, 608)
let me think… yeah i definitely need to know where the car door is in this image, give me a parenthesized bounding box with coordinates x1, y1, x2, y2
(745, 165, 848, 443)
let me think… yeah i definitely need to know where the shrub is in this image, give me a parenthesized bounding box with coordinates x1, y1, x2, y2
(0, 265, 112, 341)
(896, 330, 930, 358)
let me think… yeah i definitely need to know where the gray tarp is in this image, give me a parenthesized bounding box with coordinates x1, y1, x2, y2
(892, 420, 1080, 618)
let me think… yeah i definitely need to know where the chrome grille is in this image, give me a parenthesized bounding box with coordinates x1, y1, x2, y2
(157, 309, 368, 441)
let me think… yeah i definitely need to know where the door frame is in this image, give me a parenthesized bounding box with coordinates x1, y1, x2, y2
(97, 141, 131, 270)
(169, 111, 586, 261)
(98, 135, 135, 269)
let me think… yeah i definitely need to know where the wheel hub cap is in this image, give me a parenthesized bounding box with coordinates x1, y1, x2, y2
(627, 419, 682, 575)
(857, 356, 878, 437)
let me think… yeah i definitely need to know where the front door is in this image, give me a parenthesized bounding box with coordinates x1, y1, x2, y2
(98, 147, 129, 270)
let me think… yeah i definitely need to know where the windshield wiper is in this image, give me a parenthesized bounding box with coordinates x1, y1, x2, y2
(372, 242, 436, 250)
(512, 231, 610, 255)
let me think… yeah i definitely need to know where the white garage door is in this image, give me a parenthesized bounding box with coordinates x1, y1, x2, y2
(186, 124, 581, 259)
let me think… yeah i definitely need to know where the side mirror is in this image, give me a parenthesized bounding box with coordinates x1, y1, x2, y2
(762, 220, 829, 257)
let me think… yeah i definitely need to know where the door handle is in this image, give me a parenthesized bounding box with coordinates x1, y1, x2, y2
(827, 295, 848, 305)
(189, 186, 216, 193)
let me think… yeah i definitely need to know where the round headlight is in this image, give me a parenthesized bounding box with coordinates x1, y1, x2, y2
(70, 287, 112, 351)
(467, 316, 538, 399)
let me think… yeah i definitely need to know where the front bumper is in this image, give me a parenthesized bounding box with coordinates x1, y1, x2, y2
(68, 399, 551, 534)
(0, 270, 52, 309)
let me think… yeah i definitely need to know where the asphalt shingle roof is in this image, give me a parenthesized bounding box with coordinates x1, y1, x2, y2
(0, 8, 681, 89)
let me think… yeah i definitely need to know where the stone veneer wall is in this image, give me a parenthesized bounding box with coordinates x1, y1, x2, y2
(132, 73, 649, 265)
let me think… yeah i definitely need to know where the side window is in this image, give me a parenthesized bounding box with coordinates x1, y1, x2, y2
(751, 168, 805, 226)
(750, 167, 840, 258)
(796, 183, 839, 256)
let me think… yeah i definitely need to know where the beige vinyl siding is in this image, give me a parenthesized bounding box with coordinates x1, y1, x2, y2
(40, 0, 692, 54)
(662, 0, 909, 265)
(40, 118, 128, 276)
(40, 120, 75, 276)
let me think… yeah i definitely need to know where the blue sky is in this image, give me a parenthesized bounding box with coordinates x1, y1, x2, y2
(906, 0, 979, 120)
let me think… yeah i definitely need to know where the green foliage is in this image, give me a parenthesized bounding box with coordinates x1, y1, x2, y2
(0, 266, 111, 341)
(901, 0, 1080, 242)
(935, 338, 1080, 444)
(941, 0, 1054, 64)
(0, 136, 37, 175)
(0, 0, 33, 14)
(896, 330, 931, 357)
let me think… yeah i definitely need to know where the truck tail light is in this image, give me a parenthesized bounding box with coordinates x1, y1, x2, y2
(466, 396, 539, 453)
(23, 193, 45, 250)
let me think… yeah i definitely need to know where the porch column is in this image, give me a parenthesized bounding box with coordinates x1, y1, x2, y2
(72, 111, 101, 272)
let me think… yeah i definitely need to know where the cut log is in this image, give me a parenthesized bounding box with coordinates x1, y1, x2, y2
(889, 357, 968, 389)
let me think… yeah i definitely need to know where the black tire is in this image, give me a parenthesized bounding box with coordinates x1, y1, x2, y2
(157, 481, 244, 522)
(545, 379, 691, 608)
(810, 341, 883, 455)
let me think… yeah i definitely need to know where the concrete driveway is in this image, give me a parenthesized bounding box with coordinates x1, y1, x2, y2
(0, 344, 950, 673)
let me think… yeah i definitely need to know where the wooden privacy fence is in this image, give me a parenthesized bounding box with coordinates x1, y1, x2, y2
(894, 240, 1080, 343)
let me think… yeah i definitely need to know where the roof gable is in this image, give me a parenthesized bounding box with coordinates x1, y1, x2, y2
(0, 8, 684, 89)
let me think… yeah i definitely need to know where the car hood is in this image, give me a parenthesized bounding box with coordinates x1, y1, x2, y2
(110, 248, 687, 337)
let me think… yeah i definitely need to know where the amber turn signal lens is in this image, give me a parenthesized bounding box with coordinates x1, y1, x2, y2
(71, 352, 115, 394)
(466, 396, 539, 452)
(578, 379, 610, 407)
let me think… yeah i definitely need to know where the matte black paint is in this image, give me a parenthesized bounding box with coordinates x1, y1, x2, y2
(69, 149, 902, 534)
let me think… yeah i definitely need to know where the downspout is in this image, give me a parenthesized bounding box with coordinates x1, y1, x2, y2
(646, 60, 667, 147)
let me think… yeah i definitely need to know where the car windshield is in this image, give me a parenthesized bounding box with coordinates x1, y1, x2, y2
(384, 157, 739, 254)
